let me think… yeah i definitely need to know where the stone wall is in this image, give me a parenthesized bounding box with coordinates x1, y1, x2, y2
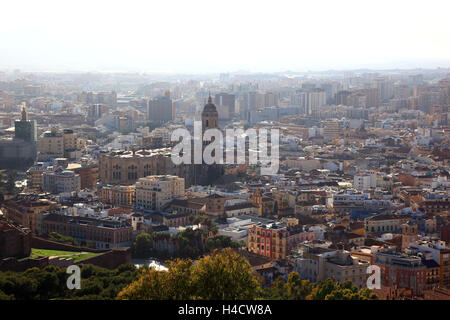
(78, 247, 131, 269)
(0, 219, 31, 259)
(0, 256, 48, 272)
(31, 236, 106, 253)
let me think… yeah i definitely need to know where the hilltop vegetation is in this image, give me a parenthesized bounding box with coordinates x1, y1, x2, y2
(0, 249, 377, 300)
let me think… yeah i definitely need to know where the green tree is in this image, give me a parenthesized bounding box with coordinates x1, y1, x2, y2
(308, 279, 378, 300)
(117, 267, 172, 300)
(0, 289, 14, 300)
(263, 272, 313, 300)
(133, 233, 153, 258)
(192, 248, 261, 300)
(0, 263, 138, 300)
(285, 272, 314, 300)
(117, 248, 261, 300)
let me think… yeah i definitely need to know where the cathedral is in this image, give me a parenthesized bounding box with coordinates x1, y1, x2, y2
(191, 95, 224, 185)
(202, 95, 219, 132)
(98, 96, 224, 187)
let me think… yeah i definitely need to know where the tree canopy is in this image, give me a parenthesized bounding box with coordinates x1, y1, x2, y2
(118, 248, 261, 300)
(0, 264, 138, 300)
(132, 228, 244, 260)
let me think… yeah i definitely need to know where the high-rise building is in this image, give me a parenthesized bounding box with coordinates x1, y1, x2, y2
(308, 89, 327, 113)
(147, 94, 174, 123)
(214, 92, 235, 119)
(263, 92, 279, 108)
(375, 77, 394, 102)
(242, 92, 265, 118)
(291, 90, 326, 114)
(88, 104, 108, 120)
(335, 90, 351, 105)
(214, 93, 235, 114)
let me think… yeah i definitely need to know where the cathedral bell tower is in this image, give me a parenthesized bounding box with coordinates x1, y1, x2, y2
(201, 95, 218, 133)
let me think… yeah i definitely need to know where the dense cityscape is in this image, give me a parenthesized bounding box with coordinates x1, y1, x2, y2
(0, 68, 449, 301)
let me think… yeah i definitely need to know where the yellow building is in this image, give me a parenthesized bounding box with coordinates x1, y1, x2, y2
(2, 196, 60, 234)
(100, 185, 135, 208)
(38, 127, 64, 159)
(38, 128, 80, 160)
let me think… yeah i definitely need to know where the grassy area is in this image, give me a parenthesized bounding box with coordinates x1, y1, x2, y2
(30, 248, 101, 263)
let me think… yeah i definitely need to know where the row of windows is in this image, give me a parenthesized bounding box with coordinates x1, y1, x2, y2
(367, 225, 399, 232)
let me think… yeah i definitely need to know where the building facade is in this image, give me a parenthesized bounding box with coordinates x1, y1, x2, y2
(147, 94, 173, 123)
(98, 148, 175, 185)
(41, 213, 132, 249)
(38, 128, 81, 160)
(135, 175, 185, 211)
(248, 223, 290, 260)
(100, 185, 135, 207)
(2, 196, 60, 234)
(374, 251, 426, 296)
(42, 169, 81, 194)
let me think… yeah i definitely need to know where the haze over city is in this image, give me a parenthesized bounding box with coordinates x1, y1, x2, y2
(1, 0, 450, 73)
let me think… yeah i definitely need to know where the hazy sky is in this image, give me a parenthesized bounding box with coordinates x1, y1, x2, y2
(1, 0, 449, 73)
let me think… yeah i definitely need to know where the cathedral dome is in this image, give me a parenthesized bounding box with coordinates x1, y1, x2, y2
(202, 95, 218, 115)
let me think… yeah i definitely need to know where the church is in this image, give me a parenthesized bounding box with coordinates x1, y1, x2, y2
(190, 94, 224, 185)
(201, 95, 219, 132)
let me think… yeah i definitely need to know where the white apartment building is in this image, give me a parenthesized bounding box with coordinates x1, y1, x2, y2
(354, 172, 377, 191)
(135, 175, 185, 211)
(308, 90, 327, 110)
(42, 168, 81, 194)
(290, 90, 326, 114)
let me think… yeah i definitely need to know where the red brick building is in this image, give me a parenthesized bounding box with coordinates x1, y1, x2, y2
(374, 251, 426, 296)
(41, 213, 132, 250)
